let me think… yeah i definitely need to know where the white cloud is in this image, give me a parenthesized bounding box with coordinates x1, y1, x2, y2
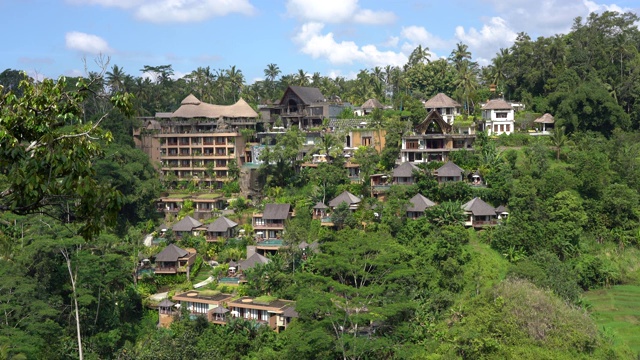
(67, 0, 255, 22)
(65, 0, 146, 9)
(136, 0, 255, 23)
(65, 32, 113, 54)
(286, 0, 395, 24)
(454, 17, 517, 61)
(401, 26, 451, 50)
(583, 0, 627, 14)
(381, 36, 399, 48)
(481, 0, 631, 37)
(293, 22, 407, 67)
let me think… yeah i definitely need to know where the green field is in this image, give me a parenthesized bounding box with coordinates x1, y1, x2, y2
(585, 285, 640, 354)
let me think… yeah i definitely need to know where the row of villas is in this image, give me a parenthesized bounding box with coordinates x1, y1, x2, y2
(158, 291, 298, 332)
(134, 86, 549, 196)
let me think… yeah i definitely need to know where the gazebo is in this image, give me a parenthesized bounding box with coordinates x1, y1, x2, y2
(534, 113, 555, 133)
(158, 299, 175, 316)
(210, 305, 229, 323)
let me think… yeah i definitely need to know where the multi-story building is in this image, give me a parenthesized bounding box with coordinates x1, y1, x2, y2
(259, 86, 347, 130)
(424, 93, 462, 125)
(400, 109, 475, 164)
(133, 94, 257, 188)
(481, 99, 515, 136)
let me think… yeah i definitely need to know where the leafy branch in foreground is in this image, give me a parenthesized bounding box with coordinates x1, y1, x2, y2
(0, 73, 133, 238)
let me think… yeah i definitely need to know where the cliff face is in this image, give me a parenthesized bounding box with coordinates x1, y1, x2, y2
(240, 167, 262, 199)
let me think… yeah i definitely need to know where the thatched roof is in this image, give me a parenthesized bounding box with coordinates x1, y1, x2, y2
(313, 202, 328, 210)
(424, 93, 460, 108)
(207, 216, 238, 232)
(329, 191, 362, 208)
(171, 95, 258, 118)
(435, 162, 464, 178)
(361, 98, 384, 110)
(483, 99, 513, 110)
(158, 299, 175, 307)
(239, 253, 270, 270)
(534, 113, 555, 124)
(393, 162, 419, 178)
(495, 205, 509, 214)
(262, 204, 291, 220)
(407, 194, 436, 212)
(211, 306, 229, 314)
(155, 244, 188, 262)
(287, 86, 325, 104)
(172, 216, 202, 232)
(462, 197, 496, 216)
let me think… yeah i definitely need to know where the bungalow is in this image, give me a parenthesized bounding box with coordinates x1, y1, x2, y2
(253, 203, 292, 240)
(533, 113, 555, 134)
(172, 290, 233, 324)
(312, 202, 329, 220)
(229, 296, 298, 332)
(407, 194, 436, 219)
(154, 244, 197, 276)
(424, 93, 461, 125)
(400, 109, 474, 164)
(206, 216, 238, 242)
(461, 197, 497, 228)
(393, 162, 420, 185)
(495, 205, 509, 220)
(435, 162, 465, 183)
(360, 98, 384, 115)
(482, 99, 515, 136)
(328, 191, 362, 210)
(238, 250, 271, 274)
(172, 215, 204, 239)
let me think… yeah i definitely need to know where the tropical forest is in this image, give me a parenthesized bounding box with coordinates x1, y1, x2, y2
(2, 10, 640, 360)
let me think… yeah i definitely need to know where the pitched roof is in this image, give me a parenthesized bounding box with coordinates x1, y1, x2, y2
(282, 305, 299, 318)
(462, 197, 496, 216)
(207, 216, 238, 232)
(172, 216, 203, 232)
(435, 162, 465, 178)
(171, 95, 258, 118)
(393, 162, 419, 178)
(211, 305, 229, 314)
(158, 299, 175, 307)
(329, 191, 362, 207)
(483, 99, 513, 110)
(495, 205, 509, 214)
(313, 202, 328, 209)
(534, 113, 555, 124)
(287, 86, 326, 104)
(424, 93, 461, 108)
(361, 98, 384, 110)
(155, 244, 189, 262)
(407, 194, 436, 212)
(262, 204, 291, 220)
(415, 110, 452, 134)
(239, 253, 270, 270)
(327, 118, 368, 130)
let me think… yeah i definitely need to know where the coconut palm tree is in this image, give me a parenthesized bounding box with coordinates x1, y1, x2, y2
(295, 69, 309, 86)
(105, 64, 126, 94)
(226, 65, 244, 102)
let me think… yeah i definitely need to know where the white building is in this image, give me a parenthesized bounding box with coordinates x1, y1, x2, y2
(424, 93, 461, 125)
(482, 99, 515, 136)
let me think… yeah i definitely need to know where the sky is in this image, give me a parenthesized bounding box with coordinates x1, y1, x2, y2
(1, 0, 638, 82)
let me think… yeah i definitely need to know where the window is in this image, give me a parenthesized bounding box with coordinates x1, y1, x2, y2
(496, 112, 508, 118)
(362, 136, 372, 146)
(505, 124, 511, 132)
(254, 217, 265, 226)
(494, 125, 498, 133)
(499, 124, 504, 132)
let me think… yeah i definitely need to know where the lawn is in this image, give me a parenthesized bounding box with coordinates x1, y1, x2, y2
(585, 284, 640, 354)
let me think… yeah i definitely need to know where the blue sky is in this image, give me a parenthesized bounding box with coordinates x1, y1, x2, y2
(1, 0, 637, 82)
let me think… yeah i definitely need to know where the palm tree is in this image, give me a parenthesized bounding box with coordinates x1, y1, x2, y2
(408, 45, 430, 67)
(550, 126, 567, 160)
(295, 69, 309, 86)
(450, 42, 472, 72)
(226, 65, 244, 102)
(454, 61, 479, 117)
(264, 63, 281, 82)
(105, 64, 126, 94)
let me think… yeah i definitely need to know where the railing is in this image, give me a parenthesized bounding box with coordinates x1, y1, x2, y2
(472, 220, 498, 227)
(155, 267, 177, 274)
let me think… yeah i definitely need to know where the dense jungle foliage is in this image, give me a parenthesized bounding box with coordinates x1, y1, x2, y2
(1, 10, 640, 360)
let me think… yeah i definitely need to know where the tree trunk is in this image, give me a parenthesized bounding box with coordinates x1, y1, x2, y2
(61, 249, 83, 360)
